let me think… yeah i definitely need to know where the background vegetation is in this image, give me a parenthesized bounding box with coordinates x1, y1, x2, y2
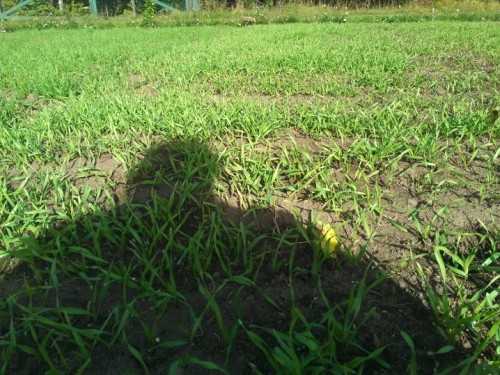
(1, 0, 499, 20)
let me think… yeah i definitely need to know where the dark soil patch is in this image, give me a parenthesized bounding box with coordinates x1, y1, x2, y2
(1, 134, 498, 374)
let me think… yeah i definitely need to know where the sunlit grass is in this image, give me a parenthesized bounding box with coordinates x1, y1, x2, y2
(0, 20, 499, 374)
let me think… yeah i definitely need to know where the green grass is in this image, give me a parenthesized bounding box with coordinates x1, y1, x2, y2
(0, 20, 499, 374)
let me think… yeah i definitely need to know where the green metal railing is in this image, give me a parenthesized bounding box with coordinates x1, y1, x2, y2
(156, 0, 177, 12)
(0, 0, 34, 19)
(0, 0, 197, 19)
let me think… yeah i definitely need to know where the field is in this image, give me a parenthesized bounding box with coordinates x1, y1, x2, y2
(0, 21, 499, 374)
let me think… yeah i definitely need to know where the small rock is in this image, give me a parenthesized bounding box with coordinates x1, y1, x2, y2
(408, 198, 418, 207)
(463, 340, 472, 349)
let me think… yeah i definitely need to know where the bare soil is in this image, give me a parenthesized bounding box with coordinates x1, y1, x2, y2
(1, 132, 498, 374)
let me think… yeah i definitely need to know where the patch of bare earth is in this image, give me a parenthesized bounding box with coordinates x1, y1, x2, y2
(19, 93, 61, 116)
(210, 130, 499, 367)
(2, 132, 498, 374)
(7, 154, 127, 203)
(129, 73, 159, 99)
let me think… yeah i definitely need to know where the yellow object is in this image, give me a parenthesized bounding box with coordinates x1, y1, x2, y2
(318, 222, 339, 257)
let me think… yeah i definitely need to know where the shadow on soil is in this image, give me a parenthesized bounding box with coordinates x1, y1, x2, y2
(1, 137, 471, 374)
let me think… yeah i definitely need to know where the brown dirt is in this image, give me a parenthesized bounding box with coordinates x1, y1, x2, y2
(129, 73, 149, 89)
(1, 133, 498, 374)
(18, 92, 61, 115)
(135, 84, 159, 99)
(128, 72, 158, 99)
